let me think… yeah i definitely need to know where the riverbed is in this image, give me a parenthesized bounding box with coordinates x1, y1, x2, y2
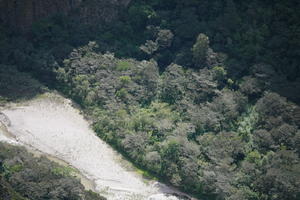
(0, 92, 192, 200)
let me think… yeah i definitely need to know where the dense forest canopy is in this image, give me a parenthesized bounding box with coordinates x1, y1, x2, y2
(0, 0, 300, 200)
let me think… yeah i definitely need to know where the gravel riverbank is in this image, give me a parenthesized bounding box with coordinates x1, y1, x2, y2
(0, 93, 192, 200)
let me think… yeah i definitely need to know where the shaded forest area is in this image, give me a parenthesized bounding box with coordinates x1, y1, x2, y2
(0, 0, 300, 200)
(1, 0, 300, 101)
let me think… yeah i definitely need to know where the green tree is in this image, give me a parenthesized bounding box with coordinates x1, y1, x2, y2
(192, 33, 210, 67)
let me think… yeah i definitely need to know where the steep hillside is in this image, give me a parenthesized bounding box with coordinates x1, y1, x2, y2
(0, 0, 131, 32)
(0, 0, 299, 199)
(0, 0, 82, 31)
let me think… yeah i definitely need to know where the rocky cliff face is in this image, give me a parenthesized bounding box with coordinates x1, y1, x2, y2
(0, 0, 131, 32)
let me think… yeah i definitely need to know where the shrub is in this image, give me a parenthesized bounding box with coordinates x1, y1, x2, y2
(119, 76, 132, 85)
(116, 60, 132, 71)
(115, 88, 128, 99)
(0, 143, 106, 200)
(192, 33, 210, 67)
(212, 66, 227, 82)
(239, 76, 263, 97)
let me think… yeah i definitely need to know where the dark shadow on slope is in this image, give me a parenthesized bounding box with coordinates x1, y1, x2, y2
(269, 79, 300, 105)
(0, 65, 46, 102)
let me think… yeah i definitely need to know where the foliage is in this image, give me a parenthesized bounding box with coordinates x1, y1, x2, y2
(212, 66, 227, 82)
(0, 0, 299, 199)
(0, 143, 106, 200)
(192, 33, 210, 67)
(53, 43, 300, 199)
(0, 175, 28, 200)
(0, 65, 45, 101)
(236, 106, 259, 140)
(119, 76, 132, 85)
(116, 60, 132, 71)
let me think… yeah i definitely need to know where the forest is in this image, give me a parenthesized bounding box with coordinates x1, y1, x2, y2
(0, 0, 300, 200)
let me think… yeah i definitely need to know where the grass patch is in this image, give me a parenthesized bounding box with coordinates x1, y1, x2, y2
(51, 166, 75, 177)
(136, 168, 158, 180)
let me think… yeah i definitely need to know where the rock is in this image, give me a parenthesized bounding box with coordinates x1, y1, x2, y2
(0, 112, 10, 127)
(148, 194, 179, 200)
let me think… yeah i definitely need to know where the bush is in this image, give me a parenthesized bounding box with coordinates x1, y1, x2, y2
(212, 66, 227, 82)
(119, 76, 132, 85)
(192, 33, 210, 67)
(116, 60, 132, 71)
(0, 143, 106, 200)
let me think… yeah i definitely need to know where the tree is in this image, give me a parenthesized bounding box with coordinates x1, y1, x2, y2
(192, 33, 210, 68)
(156, 29, 174, 48)
(255, 150, 300, 200)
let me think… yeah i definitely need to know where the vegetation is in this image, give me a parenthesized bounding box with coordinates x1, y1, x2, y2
(0, 65, 45, 101)
(0, 143, 106, 200)
(0, 0, 299, 199)
(54, 41, 300, 199)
